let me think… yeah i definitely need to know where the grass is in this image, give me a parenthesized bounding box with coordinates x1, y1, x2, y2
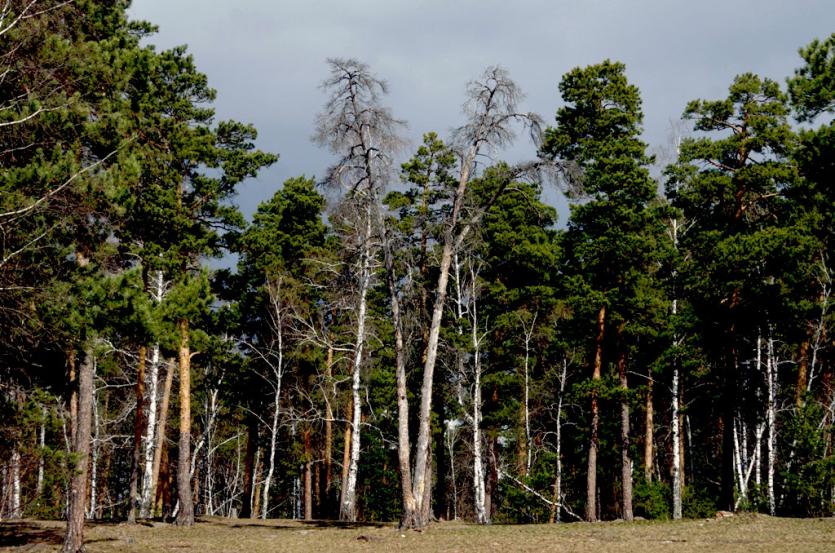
(1, 514, 833, 552)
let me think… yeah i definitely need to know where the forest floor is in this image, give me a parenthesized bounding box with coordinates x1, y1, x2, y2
(1, 513, 833, 552)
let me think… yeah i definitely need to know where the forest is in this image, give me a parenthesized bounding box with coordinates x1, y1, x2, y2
(0, 2, 833, 552)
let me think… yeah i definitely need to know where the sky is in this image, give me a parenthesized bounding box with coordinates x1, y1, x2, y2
(128, 0, 835, 224)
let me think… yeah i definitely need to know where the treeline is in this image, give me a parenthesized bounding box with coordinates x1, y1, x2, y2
(0, 2, 833, 550)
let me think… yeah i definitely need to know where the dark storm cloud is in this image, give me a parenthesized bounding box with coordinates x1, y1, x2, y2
(128, 0, 835, 220)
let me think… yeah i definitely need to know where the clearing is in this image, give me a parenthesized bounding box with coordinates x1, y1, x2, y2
(1, 514, 833, 552)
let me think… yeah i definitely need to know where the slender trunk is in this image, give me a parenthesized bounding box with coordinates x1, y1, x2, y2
(339, 211, 372, 522)
(522, 312, 536, 477)
(261, 369, 281, 519)
(586, 305, 606, 522)
(240, 419, 257, 518)
(323, 345, 334, 515)
(339, 398, 352, 517)
(472, 294, 488, 525)
(549, 358, 568, 523)
(140, 344, 161, 518)
(175, 318, 194, 526)
(797, 339, 809, 408)
(88, 359, 100, 520)
(617, 333, 633, 521)
(379, 210, 417, 528)
(644, 375, 654, 483)
(140, 270, 165, 517)
(152, 358, 175, 517)
(671, 352, 682, 519)
(128, 345, 147, 522)
(447, 426, 458, 520)
(304, 429, 313, 521)
(63, 344, 94, 553)
(10, 447, 21, 518)
(766, 334, 776, 516)
(37, 406, 46, 497)
(252, 448, 262, 518)
(68, 349, 78, 451)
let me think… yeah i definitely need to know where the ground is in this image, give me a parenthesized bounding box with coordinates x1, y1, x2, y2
(1, 514, 833, 552)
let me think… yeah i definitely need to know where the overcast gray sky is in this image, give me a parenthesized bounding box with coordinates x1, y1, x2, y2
(128, 0, 834, 222)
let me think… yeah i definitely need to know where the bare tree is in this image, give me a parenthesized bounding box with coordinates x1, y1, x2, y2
(314, 58, 404, 522)
(408, 66, 545, 530)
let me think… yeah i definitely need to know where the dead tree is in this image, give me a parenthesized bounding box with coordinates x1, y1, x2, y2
(408, 66, 545, 530)
(313, 58, 404, 522)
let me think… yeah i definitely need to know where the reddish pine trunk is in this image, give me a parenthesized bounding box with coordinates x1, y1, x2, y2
(128, 345, 147, 522)
(175, 318, 194, 525)
(62, 345, 94, 553)
(586, 305, 606, 522)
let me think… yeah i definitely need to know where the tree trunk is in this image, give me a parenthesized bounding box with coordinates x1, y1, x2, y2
(616, 333, 633, 521)
(87, 357, 100, 520)
(261, 371, 281, 520)
(380, 212, 417, 529)
(140, 270, 165, 518)
(10, 446, 21, 519)
(323, 345, 334, 517)
(339, 211, 372, 523)
(549, 359, 568, 523)
(175, 318, 194, 526)
(339, 397, 352, 517)
(797, 339, 809, 408)
(239, 419, 257, 518)
(68, 349, 78, 451)
(671, 352, 682, 519)
(586, 305, 606, 522)
(37, 406, 46, 498)
(766, 334, 776, 516)
(151, 357, 175, 518)
(304, 429, 313, 521)
(62, 344, 94, 553)
(128, 345, 146, 522)
(644, 373, 654, 483)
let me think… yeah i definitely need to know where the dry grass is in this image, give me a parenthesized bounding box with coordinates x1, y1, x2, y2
(1, 514, 833, 552)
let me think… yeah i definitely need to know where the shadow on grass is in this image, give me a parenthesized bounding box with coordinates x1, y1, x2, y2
(0, 522, 64, 548)
(198, 517, 389, 531)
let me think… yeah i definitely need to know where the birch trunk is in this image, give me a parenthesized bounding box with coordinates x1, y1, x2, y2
(586, 305, 606, 522)
(140, 271, 165, 518)
(37, 407, 46, 497)
(260, 358, 282, 519)
(62, 344, 94, 553)
(128, 346, 146, 522)
(471, 283, 488, 525)
(549, 359, 567, 523)
(10, 447, 20, 518)
(339, 210, 372, 522)
(88, 357, 100, 520)
(671, 351, 682, 519)
(766, 334, 776, 516)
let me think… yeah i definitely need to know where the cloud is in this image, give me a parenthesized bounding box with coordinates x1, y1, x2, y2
(129, 0, 835, 223)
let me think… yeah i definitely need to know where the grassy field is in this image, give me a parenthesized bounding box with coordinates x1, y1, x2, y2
(1, 514, 833, 552)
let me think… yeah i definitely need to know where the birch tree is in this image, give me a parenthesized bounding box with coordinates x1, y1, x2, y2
(314, 58, 404, 522)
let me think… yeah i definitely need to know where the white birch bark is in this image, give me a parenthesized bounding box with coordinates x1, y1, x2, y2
(10, 447, 21, 518)
(260, 280, 286, 520)
(671, 347, 682, 519)
(87, 358, 99, 519)
(340, 212, 372, 522)
(520, 312, 537, 477)
(37, 406, 45, 497)
(766, 334, 776, 516)
(140, 269, 165, 518)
